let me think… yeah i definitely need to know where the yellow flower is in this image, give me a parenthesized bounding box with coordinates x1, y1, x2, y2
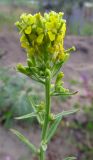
(37, 34, 44, 44)
(20, 35, 29, 48)
(20, 13, 27, 20)
(48, 31, 55, 41)
(21, 42, 29, 48)
(37, 27, 43, 34)
(15, 11, 71, 66)
(56, 35, 62, 42)
(20, 35, 26, 42)
(45, 22, 54, 30)
(27, 14, 35, 25)
(25, 26, 32, 34)
(27, 47, 35, 56)
(58, 52, 65, 60)
(60, 23, 66, 38)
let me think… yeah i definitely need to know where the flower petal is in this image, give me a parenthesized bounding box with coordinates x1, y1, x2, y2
(48, 31, 55, 41)
(25, 26, 31, 34)
(37, 34, 44, 44)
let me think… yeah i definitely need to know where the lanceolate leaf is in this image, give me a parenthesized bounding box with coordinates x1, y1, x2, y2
(46, 115, 62, 143)
(51, 91, 78, 96)
(64, 157, 76, 160)
(15, 112, 37, 120)
(28, 96, 42, 124)
(10, 129, 37, 153)
(27, 95, 36, 112)
(55, 109, 79, 119)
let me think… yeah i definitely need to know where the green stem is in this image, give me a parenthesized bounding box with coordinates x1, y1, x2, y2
(39, 147, 45, 160)
(42, 75, 51, 140)
(39, 72, 51, 160)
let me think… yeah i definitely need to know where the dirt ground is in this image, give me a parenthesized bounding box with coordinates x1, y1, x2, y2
(0, 31, 93, 160)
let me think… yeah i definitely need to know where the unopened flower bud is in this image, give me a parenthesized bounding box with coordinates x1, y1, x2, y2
(45, 69, 51, 77)
(64, 53, 70, 62)
(17, 64, 27, 74)
(57, 72, 64, 80)
(27, 59, 33, 67)
(65, 46, 76, 53)
(49, 113, 55, 121)
(55, 72, 64, 87)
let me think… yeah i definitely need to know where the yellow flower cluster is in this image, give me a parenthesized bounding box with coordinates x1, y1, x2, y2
(15, 11, 68, 66)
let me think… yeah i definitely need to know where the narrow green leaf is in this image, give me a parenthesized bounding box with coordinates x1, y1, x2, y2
(46, 115, 62, 143)
(15, 112, 37, 120)
(55, 109, 79, 119)
(27, 95, 36, 111)
(10, 129, 37, 153)
(64, 157, 76, 160)
(28, 96, 42, 124)
(51, 91, 78, 96)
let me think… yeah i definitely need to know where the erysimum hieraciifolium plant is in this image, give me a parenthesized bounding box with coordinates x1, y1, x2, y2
(11, 11, 78, 160)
